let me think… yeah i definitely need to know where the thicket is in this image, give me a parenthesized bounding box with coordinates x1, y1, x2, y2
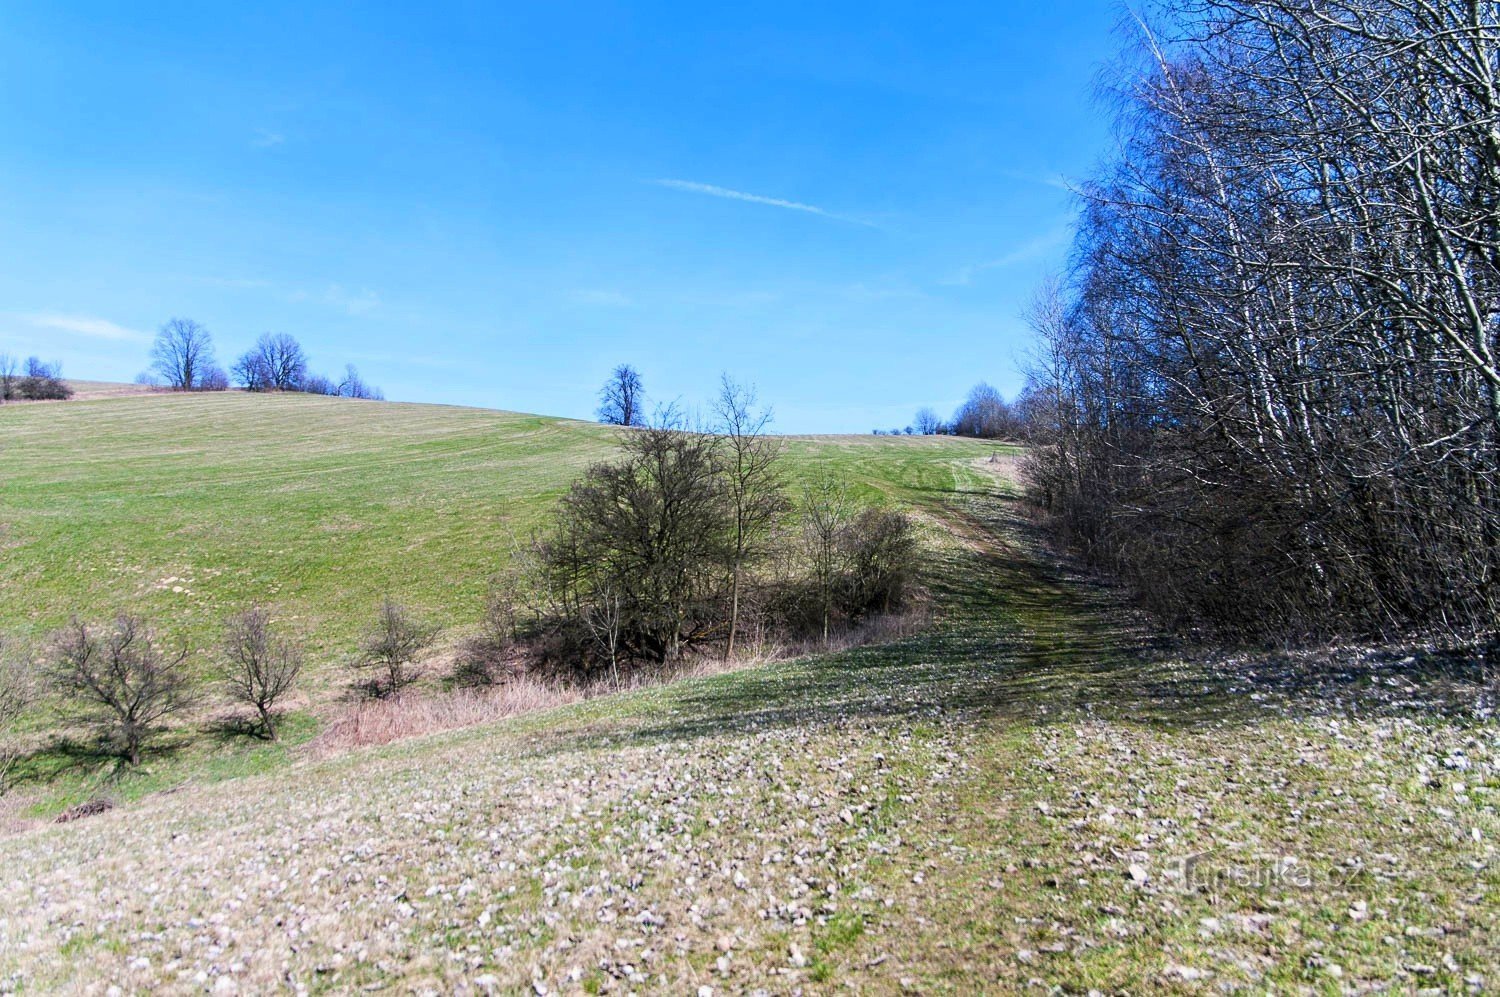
(511, 399, 921, 683)
(1023, 0, 1500, 641)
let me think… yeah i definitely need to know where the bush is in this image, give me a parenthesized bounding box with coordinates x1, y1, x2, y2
(221, 608, 303, 739)
(0, 636, 36, 792)
(453, 587, 521, 687)
(357, 599, 438, 697)
(532, 420, 733, 673)
(48, 615, 195, 766)
(17, 357, 71, 400)
(838, 509, 920, 619)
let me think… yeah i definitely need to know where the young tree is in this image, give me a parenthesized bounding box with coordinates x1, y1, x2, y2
(150, 318, 217, 390)
(597, 364, 645, 426)
(801, 473, 855, 645)
(357, 599, 438, 697)
(0, 636, 36, 792)
(0, 353, 16, 402)
(48, 616, 195, 766)
(221, 608, 303, 740)
(337, 364, 382, 400)
(233, 333, 307, 391)
(712, 374, 789, 659)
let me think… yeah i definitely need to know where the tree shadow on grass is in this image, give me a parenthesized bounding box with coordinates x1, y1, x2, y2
(9, 732, 194, 790)
(538, 490, 1494, 757)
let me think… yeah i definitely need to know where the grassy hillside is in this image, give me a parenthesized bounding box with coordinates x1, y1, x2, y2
(0, 391, 1000, 679)
(0, 461, 1492, 993)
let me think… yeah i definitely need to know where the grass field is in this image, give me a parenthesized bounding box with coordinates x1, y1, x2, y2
(0, 390, 998, 672)
(0, 389, 1494, 992)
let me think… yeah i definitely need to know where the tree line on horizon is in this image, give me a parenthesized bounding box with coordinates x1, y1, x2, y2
(0, 354, 72, 402)
(597, 363, 1031, 441)
(1020, 0, 1500, 642)
(140, 318, 383, 400)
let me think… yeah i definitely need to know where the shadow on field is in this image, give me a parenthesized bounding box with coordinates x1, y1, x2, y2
(567, 489, 1494, 754)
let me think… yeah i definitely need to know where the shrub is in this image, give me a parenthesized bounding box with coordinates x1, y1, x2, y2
(453, 587, 521, 687)
(17, 357, 71, 400)
(533, 419, 733, 671)
(221, 607, 303, 739)
(838, 509, 920, 619)
(357, 599, 438, 697)
(48, 615, 195, 766)
(0, 636, 36, 792)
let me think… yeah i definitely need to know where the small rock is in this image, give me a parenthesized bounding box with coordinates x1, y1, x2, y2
(1127, 863, 1149, 884)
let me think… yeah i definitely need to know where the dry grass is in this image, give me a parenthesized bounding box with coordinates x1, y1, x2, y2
(0, 476, 1494, 994)
(309, 678, 582, 755)
(308, 608, 934, 757)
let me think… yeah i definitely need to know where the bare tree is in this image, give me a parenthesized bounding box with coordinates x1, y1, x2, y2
(150, 318, 218, 391)
(1022, 0, 1500, 639)
(597, 364, 645, 426)
(582, 582, 624, 688)
(233, 333, 307, 391)
(913, 407, 943, 435)
(357, 599, 438, 697)
(221, 608, 303, 740)
(0, 353, 16, 402)
(535, 412, 733, 668)
(951, 383, 1015, 438)
(801, 473, 855, 645)
(712, 374, 789, 659)
(0, 636, 36, 792)
(48, 616, 195, 766)
(337, 364, 382, 400)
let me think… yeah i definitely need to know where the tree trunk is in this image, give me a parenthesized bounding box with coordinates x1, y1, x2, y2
(726, 566, 741, 660)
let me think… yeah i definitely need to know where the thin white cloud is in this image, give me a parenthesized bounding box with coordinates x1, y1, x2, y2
(653, 179, 876, 227)
(999, 169, 1075, 193)
(18, 312, 150, 343)
(942, 228, 1073, 286)
(252, 130, 285, 149)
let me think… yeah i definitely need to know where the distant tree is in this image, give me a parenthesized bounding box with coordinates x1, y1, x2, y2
(337, 364, 382, 400)
(48, 615, 195, 766)
(0, 353, 17, 402)
(16, 358, 71, 400)
(198, 365, 230, 391)
(150, 318, 218, 390)
(357, 599, 438, 698)
(233, 333, 307, 391)
(913, 407, 943, 435)
(221, 608, 303, 740)
(950, 382, 1013, 439)
(597, 364, 645, 426)
(712, 374, 789, 659)
(299, 373, 338, 395)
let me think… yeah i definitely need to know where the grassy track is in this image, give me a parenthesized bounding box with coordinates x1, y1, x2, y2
(0, 445, 1493, 993)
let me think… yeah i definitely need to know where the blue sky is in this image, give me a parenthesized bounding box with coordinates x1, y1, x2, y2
(0, 2, 1122, 432)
